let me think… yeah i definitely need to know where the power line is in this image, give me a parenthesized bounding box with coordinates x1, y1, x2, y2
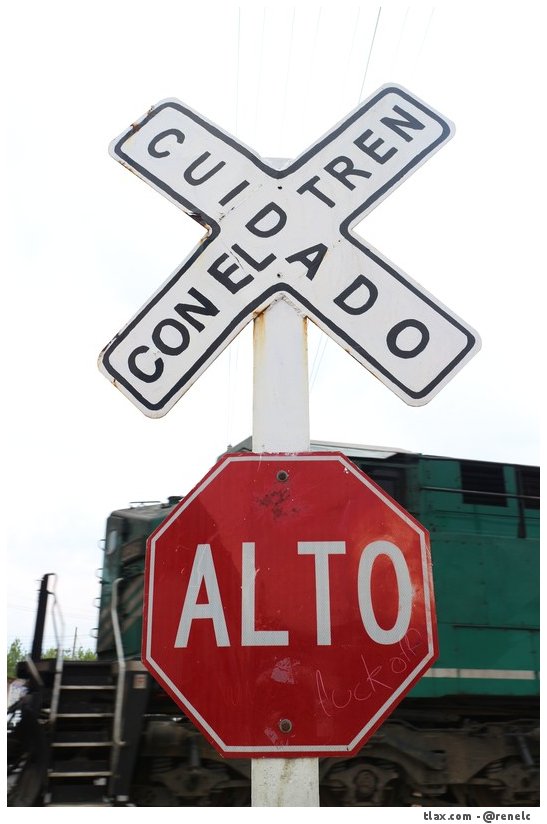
(279, 6, 297, 152)
(304, 7, 322, 126)
(252, 7, 266, 146)
(390, 6, 410, 77)
(345, 7, 362, 92)
(235, 6, 241, 136)
(413, 8, 435, 79)
(310, 335, 329, 393)
(358, 7, 382, 103)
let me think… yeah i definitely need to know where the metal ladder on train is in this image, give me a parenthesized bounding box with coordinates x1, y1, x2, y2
(44, 659, 120, 805)
(40, 576, 134, 806)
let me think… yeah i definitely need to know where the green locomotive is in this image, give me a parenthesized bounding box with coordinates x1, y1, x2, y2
(8, 442, 539, 806)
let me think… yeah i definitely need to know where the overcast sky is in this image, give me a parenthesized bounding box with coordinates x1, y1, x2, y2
(4, 0, 543, 655)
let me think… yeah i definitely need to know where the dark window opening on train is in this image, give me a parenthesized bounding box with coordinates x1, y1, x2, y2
(517, 467, 540, 510)
(460, 461, 507, 506)
(356, 464, 406, 505)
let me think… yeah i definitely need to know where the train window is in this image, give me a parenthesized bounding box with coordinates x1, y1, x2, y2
(517, 467, 540, 510)
(357, 465, 406, 505)
(106, 529, 119, 554)
(105, 515, 128, 553)
(460, 461, 507, 506)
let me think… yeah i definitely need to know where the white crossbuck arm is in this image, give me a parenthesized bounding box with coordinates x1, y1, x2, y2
(99, 85, 480, 417)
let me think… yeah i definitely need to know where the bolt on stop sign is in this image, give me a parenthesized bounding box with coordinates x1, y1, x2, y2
(99, 84, 480, 417)
(143, 453, 437, 758)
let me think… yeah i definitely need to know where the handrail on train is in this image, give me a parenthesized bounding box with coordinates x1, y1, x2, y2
(109, 577, 126, 796)
(47, 577, 65, 725)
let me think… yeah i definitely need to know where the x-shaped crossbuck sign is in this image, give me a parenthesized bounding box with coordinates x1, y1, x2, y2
(99, 84, 480, 417)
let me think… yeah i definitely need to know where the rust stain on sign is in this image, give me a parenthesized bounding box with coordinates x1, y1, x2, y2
(256, 486, 300, 519)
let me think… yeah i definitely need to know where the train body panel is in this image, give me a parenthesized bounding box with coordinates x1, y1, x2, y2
(9, 443, 539, 806)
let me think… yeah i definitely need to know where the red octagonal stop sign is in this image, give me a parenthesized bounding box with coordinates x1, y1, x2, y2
(142, 452, 437, 758)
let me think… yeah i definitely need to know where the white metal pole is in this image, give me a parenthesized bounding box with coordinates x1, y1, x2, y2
(251, 295, 319, 807)
(252, 296, 310, 454)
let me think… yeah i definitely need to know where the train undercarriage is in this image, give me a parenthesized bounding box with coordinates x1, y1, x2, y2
(8, 659, 539, 807)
